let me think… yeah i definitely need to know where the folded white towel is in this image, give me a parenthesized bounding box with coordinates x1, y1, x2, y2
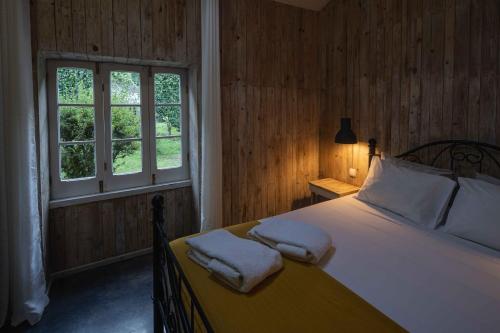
(185, 229, 282, 293)
(248, 220, 332, 264)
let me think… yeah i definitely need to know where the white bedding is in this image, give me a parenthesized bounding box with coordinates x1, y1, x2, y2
(261, 195, 500, 333)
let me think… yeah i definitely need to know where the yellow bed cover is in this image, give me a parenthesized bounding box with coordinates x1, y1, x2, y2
(170, 221, 406, 333)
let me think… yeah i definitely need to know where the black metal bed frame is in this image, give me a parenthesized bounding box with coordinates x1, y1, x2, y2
(152, 139, 500, 333)
(152, 195, 214, 333)
(369, 139, 500, 172)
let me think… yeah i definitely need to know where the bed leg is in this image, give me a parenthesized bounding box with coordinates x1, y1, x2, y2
(152, 195, 165, 333)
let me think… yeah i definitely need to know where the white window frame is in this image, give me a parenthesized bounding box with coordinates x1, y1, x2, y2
(102, 63, 151, 191)
(149, 67, 190, 184)
(47, 60, 189, 200)
(48, 60, 105, 199)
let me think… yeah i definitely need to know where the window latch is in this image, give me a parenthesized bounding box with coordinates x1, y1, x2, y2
(99, 180, 104, 193)
(152, 173, 156, 185)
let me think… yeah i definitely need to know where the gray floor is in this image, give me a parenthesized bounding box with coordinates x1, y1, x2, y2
(10, 255, 153, 333)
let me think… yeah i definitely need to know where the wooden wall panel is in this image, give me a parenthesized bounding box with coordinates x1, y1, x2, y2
(34, 0, 200, 64)
(54, 0, 73, 52)
(85, 0, 102, 55)
(100, 0, 115, 56)
(49, 187, 194, 272)
(320, 0, 500, 186)
(35, 0, 57, 50)
(71, 0, 87, 54)
(220, 0, 321, 226)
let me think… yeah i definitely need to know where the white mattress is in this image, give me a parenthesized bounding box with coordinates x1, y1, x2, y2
(261, 195, 500, 333)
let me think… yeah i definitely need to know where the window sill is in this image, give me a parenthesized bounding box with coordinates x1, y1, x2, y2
(49, 179, 192, 209)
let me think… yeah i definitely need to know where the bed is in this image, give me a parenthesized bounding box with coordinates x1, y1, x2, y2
(152, 139, 500, 333)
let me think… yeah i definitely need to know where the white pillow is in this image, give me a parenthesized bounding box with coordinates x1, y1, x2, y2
(444, 178, 500, 250)
(357, 157, 457, 229)
(383, 155, 454, 177)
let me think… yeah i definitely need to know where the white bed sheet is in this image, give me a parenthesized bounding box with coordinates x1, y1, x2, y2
(261, 195, 500, 333)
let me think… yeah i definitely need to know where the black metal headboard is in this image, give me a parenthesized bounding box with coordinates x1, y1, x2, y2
(368, 139, 500, 177)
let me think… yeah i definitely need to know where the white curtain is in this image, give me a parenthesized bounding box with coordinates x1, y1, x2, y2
(0, 0, 49, 326)
(200, 0, 223, 231)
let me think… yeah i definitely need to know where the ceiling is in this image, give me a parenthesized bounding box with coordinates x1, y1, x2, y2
(272, 0, 331, 11)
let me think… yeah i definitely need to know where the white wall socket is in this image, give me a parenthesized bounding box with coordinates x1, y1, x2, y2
(349, 167, 357, 178)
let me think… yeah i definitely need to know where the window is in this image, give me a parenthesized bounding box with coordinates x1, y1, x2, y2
(48, 61, 189, 199)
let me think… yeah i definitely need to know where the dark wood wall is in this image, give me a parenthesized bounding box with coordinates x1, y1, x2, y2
(49, 187, 194, 272)
(31, 0, 200, 273)
(220, 0, 321, 226)
(320, 0, 500, 185)
(32, 0, 200, 64)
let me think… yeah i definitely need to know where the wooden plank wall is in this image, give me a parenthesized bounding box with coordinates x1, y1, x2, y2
(32, 0, 201, 64)
(30, 0, 201, 272)
(49, 187, 194, 272)
(220, 0, 321, 226)
(319, 0, 500, 185)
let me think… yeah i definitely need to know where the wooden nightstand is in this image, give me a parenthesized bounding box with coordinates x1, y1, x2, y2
(309, 178, 360, 203)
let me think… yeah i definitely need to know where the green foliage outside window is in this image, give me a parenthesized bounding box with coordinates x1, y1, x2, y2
(59, 106, 95, 180)
(154, 73, 181, 136)
(57, 67, 94, 104)
(58, 68, 183, 180)
(58, 68, 95, 180)
(58, 69, 143, 179)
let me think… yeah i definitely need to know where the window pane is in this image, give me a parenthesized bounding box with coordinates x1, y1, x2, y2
(111, 106, 141, 139)
(154, 73, 180, 104)
(60, 143, 95, 180)
(57, 67, 94, 104)
(112, 141, 142, 174)
(155, 106, 181, 136)
(157, 137, 181, 169)
(111, 71, 141, 104)
(59, 106, 95, 142)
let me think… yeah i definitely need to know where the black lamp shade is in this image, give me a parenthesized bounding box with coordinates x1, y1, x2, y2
(335, 118, 358, 144)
